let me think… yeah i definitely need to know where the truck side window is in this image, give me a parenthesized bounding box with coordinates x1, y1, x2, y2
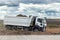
(37, 18, 42, 23)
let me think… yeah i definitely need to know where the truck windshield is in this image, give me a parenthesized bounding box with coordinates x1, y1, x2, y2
(37, 18, 43, 23)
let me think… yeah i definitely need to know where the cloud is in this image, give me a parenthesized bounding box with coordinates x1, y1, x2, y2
(0, 0, 60, 6)
(0, 6, 19, 20)
(0, 6, 7, 19)
(20, 0, 47, 4)
(0, 2, 60, 20)
(19, 3, 60, 19)
(20, 0, 60, 4)
(0, 0, 20, 6)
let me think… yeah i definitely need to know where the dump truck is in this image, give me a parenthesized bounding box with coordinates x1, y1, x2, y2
(4, 16, 47, 32)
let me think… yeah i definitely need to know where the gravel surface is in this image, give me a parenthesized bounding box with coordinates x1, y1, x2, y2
(0, 35, 60, 40)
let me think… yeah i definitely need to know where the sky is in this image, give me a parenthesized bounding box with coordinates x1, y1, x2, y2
(0, 0, 60, 20)
(19, 3, 60, 19)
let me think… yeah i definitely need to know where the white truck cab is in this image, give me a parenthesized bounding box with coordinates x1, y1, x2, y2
(34, 17, 47, 32)
(35, 17, 47, 27)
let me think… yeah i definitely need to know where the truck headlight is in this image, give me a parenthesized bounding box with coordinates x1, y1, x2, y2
(44, 24, 47, 26)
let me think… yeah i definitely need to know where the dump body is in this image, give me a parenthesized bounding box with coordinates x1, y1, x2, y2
(4, 16, 33, 27)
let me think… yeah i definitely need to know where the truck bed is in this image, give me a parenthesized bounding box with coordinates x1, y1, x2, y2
(4, 16, 32, 27)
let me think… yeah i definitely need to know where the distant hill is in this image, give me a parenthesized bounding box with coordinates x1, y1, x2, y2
(47, 19, 60, 28)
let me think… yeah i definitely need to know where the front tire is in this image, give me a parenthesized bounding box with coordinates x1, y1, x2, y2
(33, 27, 39, 32)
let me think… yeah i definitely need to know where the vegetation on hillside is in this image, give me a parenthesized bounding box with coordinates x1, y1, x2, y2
(0, 20, 3, 27)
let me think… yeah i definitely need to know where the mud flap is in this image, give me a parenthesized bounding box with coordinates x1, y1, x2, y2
(42, 27, 46, 32)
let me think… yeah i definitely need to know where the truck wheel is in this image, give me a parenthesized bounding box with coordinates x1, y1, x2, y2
(13, 26, 17, 30)
(23, 27, 28, 31)
(33, 28, 39, 32)
(5, 25, 12, 30)
(42, 27, 46, 32)
(5, 25, 9, 30)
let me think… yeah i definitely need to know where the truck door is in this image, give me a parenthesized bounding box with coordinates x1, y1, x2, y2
(37, 18, 43, 27)
(34, 17, 47, 32)
(35, 18, 43, 27)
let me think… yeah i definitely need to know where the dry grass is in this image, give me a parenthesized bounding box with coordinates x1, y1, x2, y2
(46, 28, 60, 35)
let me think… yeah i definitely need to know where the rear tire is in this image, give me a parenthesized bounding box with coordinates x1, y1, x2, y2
(5, 25, 12, 30)
(23, 27, 28, 31)
(13, 26, 17, 30)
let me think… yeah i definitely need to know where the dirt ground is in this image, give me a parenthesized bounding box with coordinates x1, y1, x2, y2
(0, 27, 60, 35)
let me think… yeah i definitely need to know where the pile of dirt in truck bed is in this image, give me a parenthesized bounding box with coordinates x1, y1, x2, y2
(0, 27, 60, 35)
